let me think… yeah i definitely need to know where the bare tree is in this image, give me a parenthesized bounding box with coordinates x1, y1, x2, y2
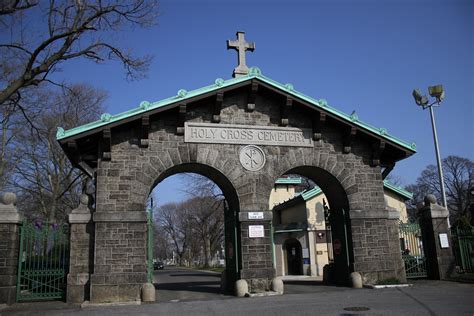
(0, 0, 158, 126)
(405, 156, 474, 225)
(185, 196, 224, 267)
(156, 202, 193, 266)
(0, 102, 22, 190)
(13, 84, 106, 222)
(180, 173, 225, 267)
(0, 1, 38, 16)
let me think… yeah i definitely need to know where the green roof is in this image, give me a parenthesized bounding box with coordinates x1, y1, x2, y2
(301, 187, 323, 201)
(276, 181, 412, 208)
(383, 180, 413, 200)
(56, 67, 416, 153)
(275, 177, 302, 185)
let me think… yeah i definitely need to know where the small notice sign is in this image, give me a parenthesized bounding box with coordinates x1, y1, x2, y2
(439, 233, 449, 248)
(248, 212, 264, 220)
(249, 225, 265, 238)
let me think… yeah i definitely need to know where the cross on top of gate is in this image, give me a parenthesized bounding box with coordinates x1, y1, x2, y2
(227, 31, 255, 78)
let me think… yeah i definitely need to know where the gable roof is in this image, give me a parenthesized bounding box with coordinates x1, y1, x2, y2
(383, 180, 413, 200)
(56, 67, 416, 154)
(273, 181, 412, 211)
(275, 177, 303, 185)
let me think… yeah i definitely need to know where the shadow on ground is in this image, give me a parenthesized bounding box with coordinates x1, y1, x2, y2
(168, 273, 221, 278)
(154, 280, 222, 294)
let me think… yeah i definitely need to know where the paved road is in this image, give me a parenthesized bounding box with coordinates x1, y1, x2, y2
(1, 271, 473, 316)
(153, 266, 233, 302)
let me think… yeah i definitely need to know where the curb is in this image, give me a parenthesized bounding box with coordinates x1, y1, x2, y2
(81, 300, 141, 308)
(364, 283, 413, 289)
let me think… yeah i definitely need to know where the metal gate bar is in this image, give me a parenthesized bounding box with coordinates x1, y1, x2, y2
(452, 227, 474, 273)
(399, 221, 427, 279)
(16, 220, 69, 302)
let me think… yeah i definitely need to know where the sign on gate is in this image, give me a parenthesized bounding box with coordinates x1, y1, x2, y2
(249, 225, 264, 238)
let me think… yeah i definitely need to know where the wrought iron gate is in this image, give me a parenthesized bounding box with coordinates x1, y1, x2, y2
(16, 220, 69, 302)
(399, 221, 427, 278)
(147, 208, 154, 283)
(451, 227, 474, 273)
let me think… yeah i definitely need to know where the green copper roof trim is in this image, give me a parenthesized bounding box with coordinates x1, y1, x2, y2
(383, 180, 413, 200)
(56, 66, 417, 152)
(274, 228, 303, 233)
(301, 187, 323, 201)
(275, 177, 302, 185)
(296, 181, 412, 202)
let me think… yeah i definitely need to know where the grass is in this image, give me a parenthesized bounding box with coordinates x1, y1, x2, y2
(375, 278, 402, 285)
(192, 265, 225, 273)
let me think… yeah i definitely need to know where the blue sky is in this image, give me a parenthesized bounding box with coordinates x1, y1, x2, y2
(55, 0, 473, 206)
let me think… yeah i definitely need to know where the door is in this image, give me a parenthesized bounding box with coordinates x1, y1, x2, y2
(285, 238, 303, 275)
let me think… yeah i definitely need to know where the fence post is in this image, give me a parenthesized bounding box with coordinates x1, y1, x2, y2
(418, 194, 455, 279)
(67, 194, 94, 303)
(0, 193, 23, 305)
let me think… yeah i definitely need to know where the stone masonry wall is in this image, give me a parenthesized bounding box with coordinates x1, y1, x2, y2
(90, 221, 147, 303)
(90, 85, 402, 301)
(0, 223, 20, 304)
(351, 218, 405, 283)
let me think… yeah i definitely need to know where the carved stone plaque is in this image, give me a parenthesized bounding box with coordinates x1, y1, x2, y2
(184, 122, 313, 147)
(239, 145, 265, 171)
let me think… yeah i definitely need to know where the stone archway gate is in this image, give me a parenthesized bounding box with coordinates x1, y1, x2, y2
(52, 67, 418, 303)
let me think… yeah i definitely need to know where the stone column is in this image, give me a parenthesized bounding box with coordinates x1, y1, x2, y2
(67, 195, 94, 303)
(89, 212, 147, 303)
(0, 193, 23, 305)
(350, 207, 406, 284)
(418, 195, 455, 280)
(238, 211, 275, 293)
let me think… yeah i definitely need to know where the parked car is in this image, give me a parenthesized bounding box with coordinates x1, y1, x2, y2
(154, 261, 164, 270)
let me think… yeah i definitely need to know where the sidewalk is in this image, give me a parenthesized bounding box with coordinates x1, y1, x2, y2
(1, 280, 473, 316)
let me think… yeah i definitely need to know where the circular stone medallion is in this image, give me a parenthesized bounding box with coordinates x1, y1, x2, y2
(239, 145, 266, 172)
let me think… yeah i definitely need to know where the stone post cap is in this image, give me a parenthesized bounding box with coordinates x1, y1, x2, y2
(69, 194, 92, 224)
(1, 192, 17, 205)
(419, 194, 449, 219)
(0, 192, 23, 223)
(424, 194, 438, 206)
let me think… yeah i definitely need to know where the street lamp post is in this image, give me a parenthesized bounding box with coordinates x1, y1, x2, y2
(412, 85, 448, 210)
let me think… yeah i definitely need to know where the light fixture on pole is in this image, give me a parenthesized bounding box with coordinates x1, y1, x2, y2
(412, 85, 448, 211)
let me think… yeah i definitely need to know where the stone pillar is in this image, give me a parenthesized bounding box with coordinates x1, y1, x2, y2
(418, 195, 455, 280)
(238, 211, 275, 293)
(89, 211, 147, 303)
(67, 195, 94, 303)
(0, 193, 23, 305)
(350, 207, 406, 284)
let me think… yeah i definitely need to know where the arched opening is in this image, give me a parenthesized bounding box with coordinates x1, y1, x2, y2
(269, 166, 353, 285)
(284, 238, 303, 275)
(147, 163, 240, 300)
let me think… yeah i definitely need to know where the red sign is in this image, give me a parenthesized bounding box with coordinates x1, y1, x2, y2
(333, 239, 342, 256)
(226, 242, 234, 259)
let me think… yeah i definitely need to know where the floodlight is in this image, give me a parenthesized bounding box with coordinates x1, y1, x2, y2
(428, 85, 445, 102)
(412, 89, 428, 106)
(412, 84, 448, 213)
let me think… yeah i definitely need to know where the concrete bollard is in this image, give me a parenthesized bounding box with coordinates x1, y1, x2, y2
(271, 277, 284, 294)
(141, 283, 156, 302)
(235, 279, 249, 297)
(350, 272, 363, 289)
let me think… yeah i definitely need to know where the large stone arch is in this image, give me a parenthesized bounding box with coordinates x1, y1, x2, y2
(60, 71, 414, 303)
(149, 162, 240, 211)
